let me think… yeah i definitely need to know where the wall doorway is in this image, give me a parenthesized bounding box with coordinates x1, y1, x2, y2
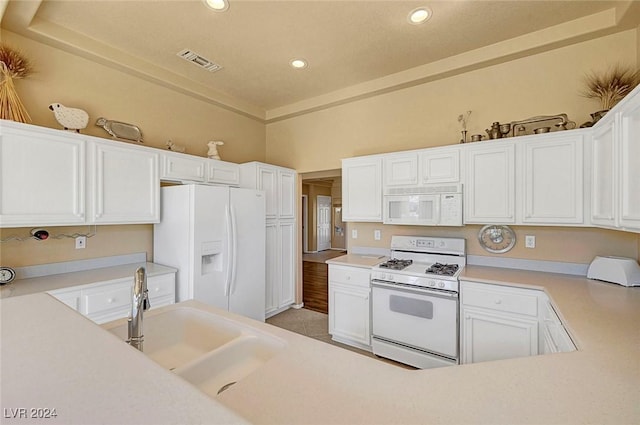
(316, 195, 332, 252)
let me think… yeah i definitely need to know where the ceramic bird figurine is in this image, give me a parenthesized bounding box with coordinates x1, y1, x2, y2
(207, 140, 224, 160)
(166, 139, 186, 153)
(48, 103, 89, 132)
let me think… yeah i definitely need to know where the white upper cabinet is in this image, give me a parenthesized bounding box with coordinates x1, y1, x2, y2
(207, 160, 240, 186)
(464, 142, 516, 223)
(382, 147, 460, 189)
(160, 151, 206, 183)
(590, 117, 617, 227)
(240, 162, 296, 220)
(464, 132, 587, 226)
(589, 84, 640, 233)
(88, 141, 160, 224)
(160, 150, 240, 187)
(278, 169, 296, 219)
(342, 156, 382, 222)
(0, 121, 86, 227)
(619, 91, 640, 231)
(420, 147, 460, 184)
(383, 153, 418, 187)
(522, 134, 584, 224)
(0, 120, 161, 227)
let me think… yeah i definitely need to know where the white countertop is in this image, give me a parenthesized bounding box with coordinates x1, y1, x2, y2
(0, 293, 248, 425)
(2, 265, 639, 424)
(0, 262, 176, 299)
(325, 253, 387, 268)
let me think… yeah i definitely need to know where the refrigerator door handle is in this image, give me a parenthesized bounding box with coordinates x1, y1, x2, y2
(224, 204, 233, 297)
(229, 204, 238, 295)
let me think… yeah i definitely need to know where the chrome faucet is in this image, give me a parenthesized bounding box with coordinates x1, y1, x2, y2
(127, 267, 150, 351)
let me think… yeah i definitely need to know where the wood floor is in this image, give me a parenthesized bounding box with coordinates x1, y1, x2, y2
(302, 250, 345, 314)
(302, 261, 329, 313)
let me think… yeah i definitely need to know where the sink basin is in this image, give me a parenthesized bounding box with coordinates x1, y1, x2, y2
(175, 335, 285, 396)
(102, 304, 286, 395)
(105, 306, 244, 369)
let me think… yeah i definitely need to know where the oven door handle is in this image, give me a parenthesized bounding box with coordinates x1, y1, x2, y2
(371, 280, 458, 299)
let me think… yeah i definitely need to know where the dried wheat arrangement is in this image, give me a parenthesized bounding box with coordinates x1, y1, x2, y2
(0, 43, 33, 123)
(582, 65, 640, 111)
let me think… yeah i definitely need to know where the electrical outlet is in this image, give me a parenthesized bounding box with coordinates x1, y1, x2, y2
(75, 236, 87, 249)
(351, 229, 358, 239)
(525, 235, 536, 249)
(374, 230, 381, 241)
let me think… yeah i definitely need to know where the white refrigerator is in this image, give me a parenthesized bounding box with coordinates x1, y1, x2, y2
(153, 184, 266, 321)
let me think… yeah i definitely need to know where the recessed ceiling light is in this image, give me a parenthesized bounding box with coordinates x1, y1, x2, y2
(408, 7, 431, 25)
(290, 59, 308, 69)
(204, 0, 229, 12)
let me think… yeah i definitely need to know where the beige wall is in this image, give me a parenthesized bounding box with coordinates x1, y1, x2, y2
(348, 223, 639, 264)
(267, 29, 640, 263)
(266, 30, 637, 172)
(2, 30, 266, 268)
(3, 30, 266, 162)
(0, 225, 153, 268)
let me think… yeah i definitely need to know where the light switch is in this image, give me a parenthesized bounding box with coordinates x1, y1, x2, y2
(374, 230, 381, 240)
(351, 229, 358, 239)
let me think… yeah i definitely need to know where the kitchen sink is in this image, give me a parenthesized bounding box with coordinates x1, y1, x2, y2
(102, 303, 286, 395)
(175, 334, 286, 396)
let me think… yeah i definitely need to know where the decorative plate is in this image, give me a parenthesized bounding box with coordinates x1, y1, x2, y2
(478, 225, 516, 254)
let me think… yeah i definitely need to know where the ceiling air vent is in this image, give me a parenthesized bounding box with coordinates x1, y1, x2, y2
(177, 49, 222, 72)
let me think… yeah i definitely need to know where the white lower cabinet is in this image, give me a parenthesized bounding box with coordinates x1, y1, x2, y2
(328, 264, 371, 350)
(461, 280, 539, 364)
(461, 280, 576, 364)
(48, 272, 175, 325)
(462, 307, 538, 364)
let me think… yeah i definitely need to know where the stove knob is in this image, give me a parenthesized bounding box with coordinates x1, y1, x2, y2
(428, 280, 436, 287)
(438, 282, 445, 288)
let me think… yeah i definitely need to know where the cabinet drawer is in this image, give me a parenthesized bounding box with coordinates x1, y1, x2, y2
(462, 282, 538, 317)
(82, 281, 132, 315)
(148, 273, 175, 301)
(329, 265, 370, 287)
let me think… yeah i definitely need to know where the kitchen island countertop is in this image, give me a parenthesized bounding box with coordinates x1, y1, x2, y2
(2, 265, 639, 424)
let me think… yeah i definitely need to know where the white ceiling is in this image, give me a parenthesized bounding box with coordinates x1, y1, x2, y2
(2, 1, 639, 121)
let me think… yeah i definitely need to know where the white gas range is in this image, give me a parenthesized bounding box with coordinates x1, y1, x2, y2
(371, 235, 466, 369)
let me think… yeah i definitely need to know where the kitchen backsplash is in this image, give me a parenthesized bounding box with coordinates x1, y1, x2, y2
(346, 222, 640, 264)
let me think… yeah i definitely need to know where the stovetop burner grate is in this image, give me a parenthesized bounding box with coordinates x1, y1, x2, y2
(379, 259, 413, 270)
(425, 263, 459, 276)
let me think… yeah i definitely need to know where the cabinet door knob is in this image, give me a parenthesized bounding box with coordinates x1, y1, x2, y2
(465, 315, 471, 320)
(495, 299, 502, 304)
(107, 298, 115, 303)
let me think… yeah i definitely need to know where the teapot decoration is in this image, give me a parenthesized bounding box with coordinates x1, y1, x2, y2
(485, 122, 502, 140)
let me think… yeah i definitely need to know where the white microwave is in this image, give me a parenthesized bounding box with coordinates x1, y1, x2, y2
(383, 184, 463, 226)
